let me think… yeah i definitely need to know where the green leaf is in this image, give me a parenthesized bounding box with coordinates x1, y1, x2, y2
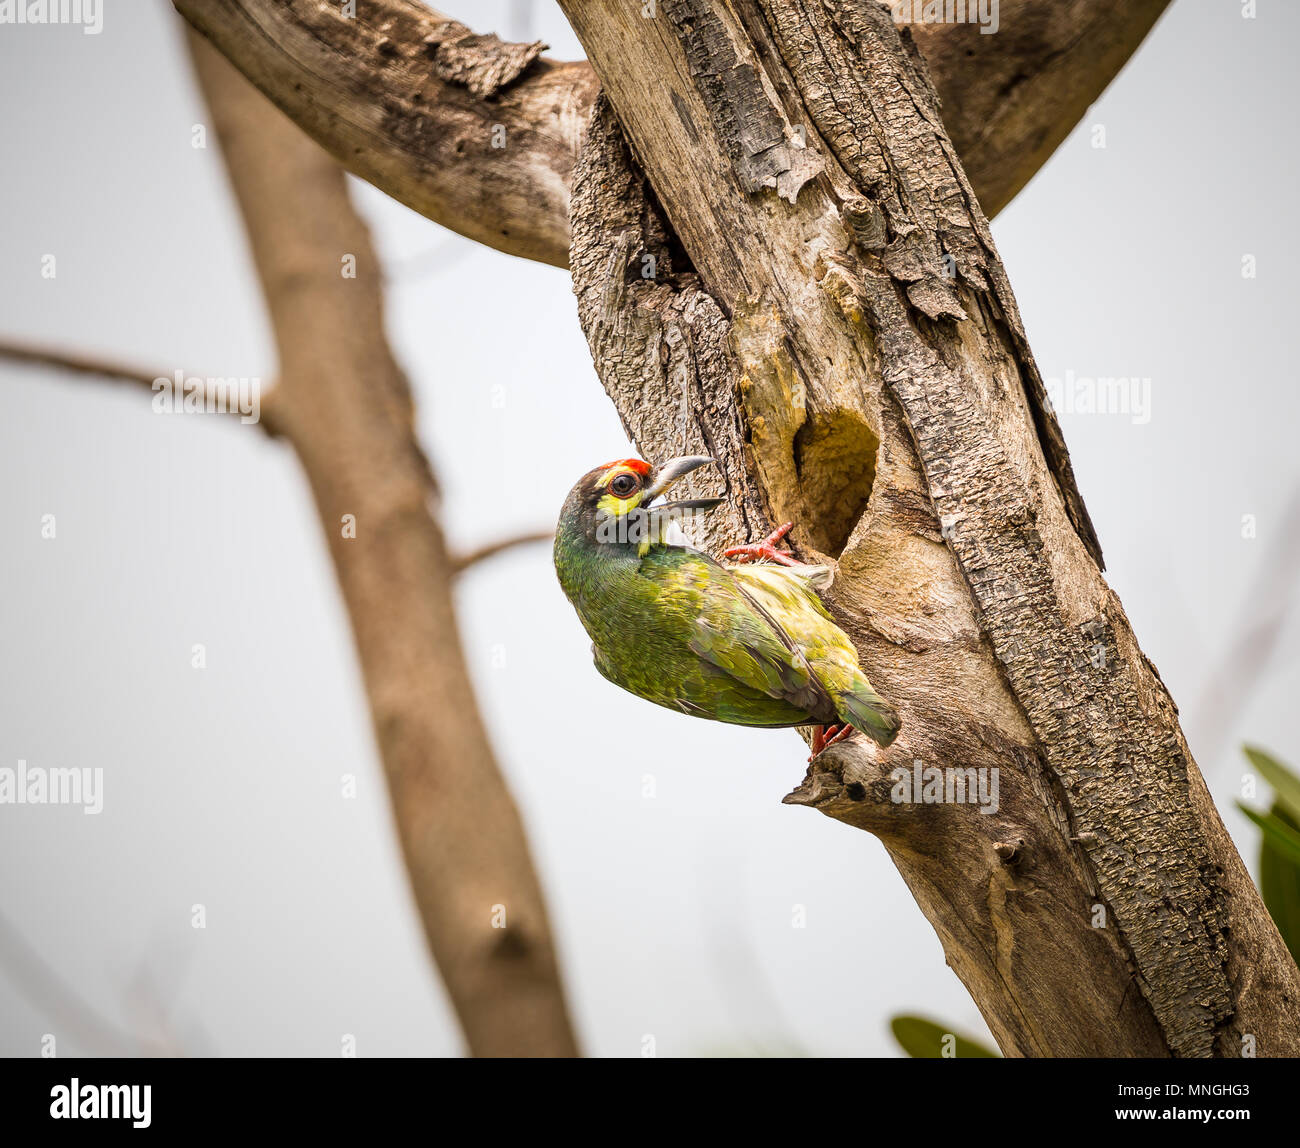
(1243, 745, 1300, 822)
(1236, 802, 1300, 868)
(1259, 801, 1300, 967)
(889, 1015, 999, 1058)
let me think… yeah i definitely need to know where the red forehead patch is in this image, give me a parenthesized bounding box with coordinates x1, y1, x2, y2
(599, 458, 651, 475)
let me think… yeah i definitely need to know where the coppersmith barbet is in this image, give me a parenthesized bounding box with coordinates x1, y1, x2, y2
(553, 456, 900, 756)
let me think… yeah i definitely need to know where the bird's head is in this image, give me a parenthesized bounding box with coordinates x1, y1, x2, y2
(558, 455, 721, 553)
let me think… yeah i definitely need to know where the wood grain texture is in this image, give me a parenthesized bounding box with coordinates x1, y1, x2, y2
(174, 0, 1170, 266)
(564, 0, 1300, 1057)
(187, 32, 578, 1058)
(176, 0, 598, 267)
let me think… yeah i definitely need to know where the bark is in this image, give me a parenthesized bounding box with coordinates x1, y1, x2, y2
(187, 32, 578, 1058)
(174, 0, 1170, 267)
(175, 0, 597, 267)
(560, 0, 1300, 1057)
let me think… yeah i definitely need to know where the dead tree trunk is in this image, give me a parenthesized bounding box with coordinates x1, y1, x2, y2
(560, 0, 1300, 1057)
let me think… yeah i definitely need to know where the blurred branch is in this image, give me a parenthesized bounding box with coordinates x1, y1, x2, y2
(1193, 488, 1300, 767)
(905, 0, 1171, 215)
(453, 530, 553, 575)
(185, 32, 578, 1057)
(0, 908, 162, 1057)
(174, 0, 1171, 268)
(0, 340, 163, 391)
(0, 339, 283, 436)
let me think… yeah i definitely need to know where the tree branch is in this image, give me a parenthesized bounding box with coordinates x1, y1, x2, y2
(0, 340, 165, 392)
(0, 339, 288, 436)
(173, 0, 1170, 268)
(185, 30, 578, 1057)
(0, 909, 157, 1057)
(175, 0, 597, 268)
(0, 339, 285, 436)
(560, 0, 1300, 1057)
(906, 1, 1171, 215)
(452, 530, 553, 576)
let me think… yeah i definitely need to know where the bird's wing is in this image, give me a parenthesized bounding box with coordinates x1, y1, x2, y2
(730, 561, 901, 746)
(638, 548, 836, 722)
(728, 561, 866, 687)
(725, 561, 837, 622)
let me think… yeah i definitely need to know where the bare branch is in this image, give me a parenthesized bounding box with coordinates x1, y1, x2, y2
(173, 0, 1170, 268)
(0, 908, 160, 1057)
(185, 31, 578, 1057)
(0, 339, 164, 391)
(0, 339, 283, 436)
(1192, 487, 1300, 768)
(453, 530, 553, 575)
(174, 0, 597, 268)
(907, 1, 1172, 216)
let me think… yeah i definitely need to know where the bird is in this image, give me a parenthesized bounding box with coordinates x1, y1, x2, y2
(553, 455, 900, 758)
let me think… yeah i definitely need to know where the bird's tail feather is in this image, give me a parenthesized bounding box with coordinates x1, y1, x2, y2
(835, 682, 901, 747)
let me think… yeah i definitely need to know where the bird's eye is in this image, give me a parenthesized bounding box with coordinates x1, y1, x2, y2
(610, 472, 640, 498)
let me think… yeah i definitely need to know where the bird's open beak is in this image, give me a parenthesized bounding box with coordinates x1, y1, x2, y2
(643, 456, 723, 513)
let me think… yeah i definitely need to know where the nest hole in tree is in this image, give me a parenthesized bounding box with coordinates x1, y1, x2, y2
(792, 406, 879, 559)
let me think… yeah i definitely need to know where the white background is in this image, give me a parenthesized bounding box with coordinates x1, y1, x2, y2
(0, 0, 1294, 1056)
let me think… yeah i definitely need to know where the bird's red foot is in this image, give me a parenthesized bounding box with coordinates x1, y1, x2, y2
(723, 521, 801, 567)
(808, 723, 854, 761)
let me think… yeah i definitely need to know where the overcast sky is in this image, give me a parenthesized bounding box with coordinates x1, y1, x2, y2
(1, 0, 1295, 1057)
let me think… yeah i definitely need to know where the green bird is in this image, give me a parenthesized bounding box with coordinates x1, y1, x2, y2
(553, 455, 900, 756)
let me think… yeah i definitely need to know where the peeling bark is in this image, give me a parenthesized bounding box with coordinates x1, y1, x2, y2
(176, 0, 597, 267)
(175, 0, 1170, 267)
(563, 0, 1300, 1057)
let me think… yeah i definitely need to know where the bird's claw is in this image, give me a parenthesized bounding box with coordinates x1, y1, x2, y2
(723, 521, 801, 566)
(808, 723, 854, 761)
